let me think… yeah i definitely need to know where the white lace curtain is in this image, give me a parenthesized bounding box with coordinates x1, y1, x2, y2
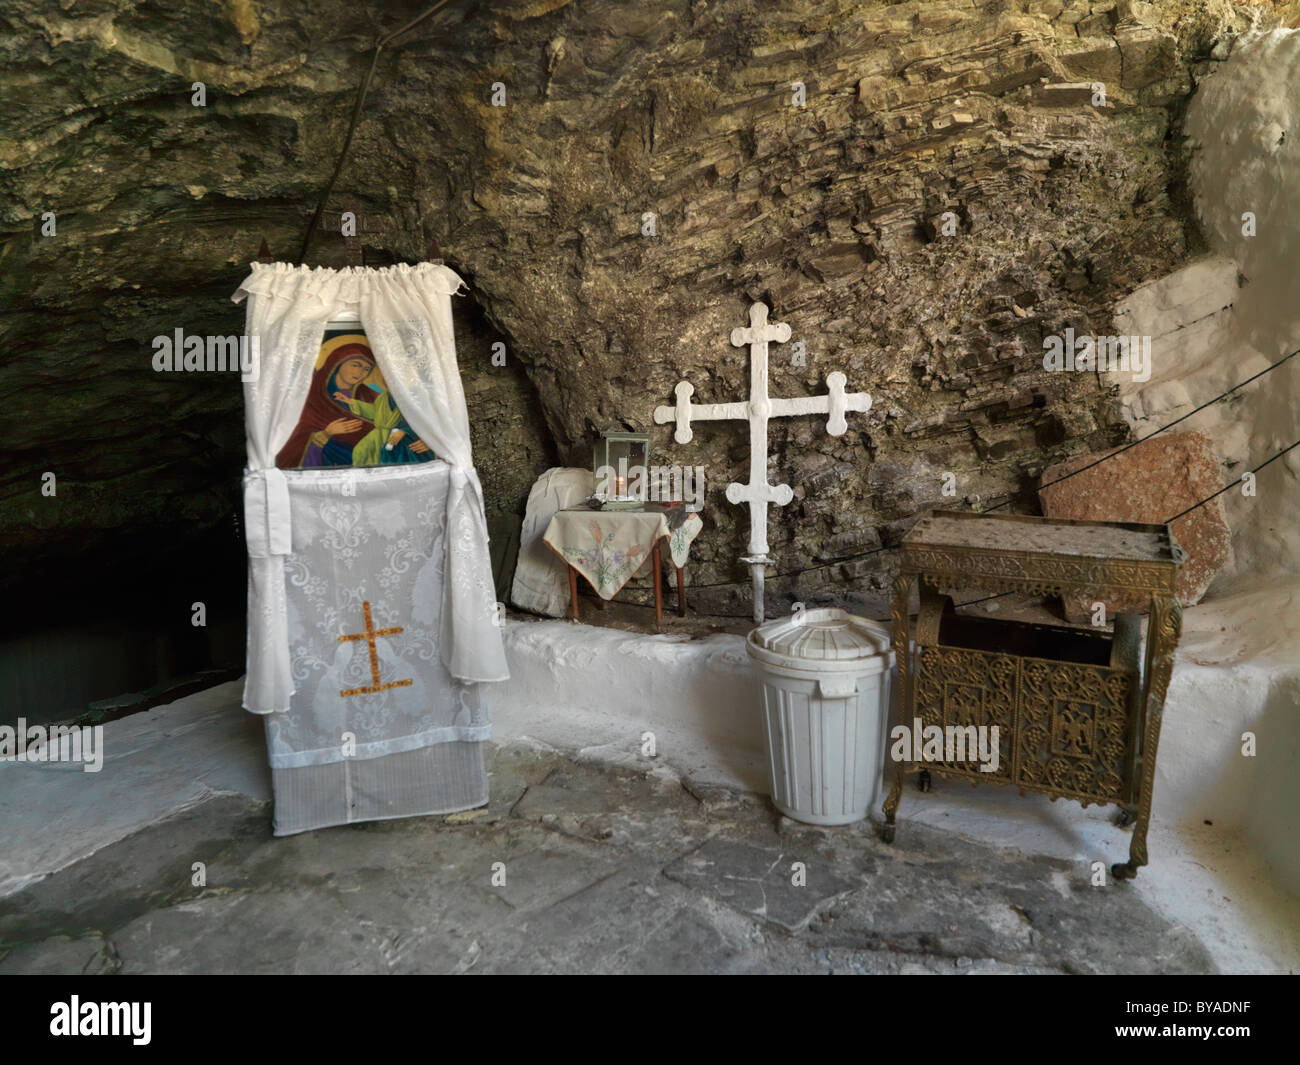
(233, 261, 509, 714)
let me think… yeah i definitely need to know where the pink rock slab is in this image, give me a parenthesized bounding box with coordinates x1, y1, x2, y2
(1039, 430, 1232, 619)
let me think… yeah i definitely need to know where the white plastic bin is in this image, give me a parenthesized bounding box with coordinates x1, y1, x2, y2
(747, 608, 894, 826)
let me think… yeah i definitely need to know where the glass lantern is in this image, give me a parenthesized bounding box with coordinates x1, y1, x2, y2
(593, 430, 650, 509)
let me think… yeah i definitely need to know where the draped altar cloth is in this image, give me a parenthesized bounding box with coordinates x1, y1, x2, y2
(233, 262, 508, 833)
(543, 508, 704, 599)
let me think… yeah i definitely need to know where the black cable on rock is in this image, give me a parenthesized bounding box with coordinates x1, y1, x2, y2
(297, 0, 459, 264)
(1164, 438, 1300, 524)
(689, 344, 1300, 590)
(984, 344, 1300, 512)
(935, 435, 1300, 618)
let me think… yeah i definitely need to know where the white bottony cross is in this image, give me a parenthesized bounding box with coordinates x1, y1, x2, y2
(653, 302, 871, 622)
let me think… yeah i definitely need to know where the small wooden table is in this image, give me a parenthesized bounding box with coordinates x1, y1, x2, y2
(881, 510, 1185, 881)
(544, 506, 703, 630)
(563, 542, 680, 627)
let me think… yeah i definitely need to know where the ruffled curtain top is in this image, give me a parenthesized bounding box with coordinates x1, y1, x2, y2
(235, 261, 467, 310)
(233, 260, 508, 713)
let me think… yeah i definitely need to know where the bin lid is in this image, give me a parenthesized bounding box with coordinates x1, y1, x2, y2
(747, 608, 892, 671)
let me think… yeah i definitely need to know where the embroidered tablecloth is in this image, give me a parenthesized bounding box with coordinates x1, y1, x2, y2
(543, 507, 704, 600)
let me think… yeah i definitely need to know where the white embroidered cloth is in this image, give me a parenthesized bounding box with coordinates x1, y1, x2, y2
(265, 462, 489, 833)
(510, 467, 596, 617)
(234, 262, 508, 715)
(272, 463, 489, 764)
(543, 508, 704, 599)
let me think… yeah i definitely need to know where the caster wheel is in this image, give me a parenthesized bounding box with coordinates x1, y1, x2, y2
(1111, 862, 1133, 881)
(917, 770, 931, 793)
(882, 824, 896, 844)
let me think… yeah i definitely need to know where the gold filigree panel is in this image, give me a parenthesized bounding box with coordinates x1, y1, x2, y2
(1017, 658, 1134, 805)
(914, 646, 1015, 784)
(913, 645, 1137, 805)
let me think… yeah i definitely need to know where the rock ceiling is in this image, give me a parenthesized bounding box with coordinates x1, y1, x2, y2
(2, 0, 1293, 609)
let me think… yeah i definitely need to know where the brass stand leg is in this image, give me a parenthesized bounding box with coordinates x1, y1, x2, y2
(881, 572, 913, 844)
(1113, 596, 1181, 881)
(568, 565, 579, 621)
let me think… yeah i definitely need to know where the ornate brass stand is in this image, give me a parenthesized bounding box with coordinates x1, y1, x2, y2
(881, 511, 1184, 881)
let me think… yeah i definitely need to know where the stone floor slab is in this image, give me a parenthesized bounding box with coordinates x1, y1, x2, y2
(0, 747, 1222, 975)
(663, 836, 858, 933)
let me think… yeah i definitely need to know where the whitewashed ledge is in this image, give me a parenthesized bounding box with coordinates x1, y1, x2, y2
(492, 620, 768, 792)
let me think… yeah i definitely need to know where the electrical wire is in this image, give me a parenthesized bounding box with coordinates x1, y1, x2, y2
(685, 343, 1300, 590)
(880, 436, 1300, 619)
(1164, 438, 1300, 524)
(984, 344, 1300, 511)
(562, 435, 1300, 627)
(298, 0, 458, 263)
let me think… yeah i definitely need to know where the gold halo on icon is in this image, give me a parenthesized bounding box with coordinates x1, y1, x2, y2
(316, 332, 386, 390)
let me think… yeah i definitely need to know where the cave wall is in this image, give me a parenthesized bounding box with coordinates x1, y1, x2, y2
(3, 0, 1295, 622)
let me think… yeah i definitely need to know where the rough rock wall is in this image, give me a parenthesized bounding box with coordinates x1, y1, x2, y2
(1, 0, 1292, 613)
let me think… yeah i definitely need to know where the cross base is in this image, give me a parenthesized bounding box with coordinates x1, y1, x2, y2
(740, 555, 770, 624)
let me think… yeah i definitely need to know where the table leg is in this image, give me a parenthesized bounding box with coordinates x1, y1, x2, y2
(881, 572, 914, 843)
(1113, 595, 1181, 881)
(652, 543, 663, 629)
(676, 565, 686, 616)
(568, 565, 579, 622)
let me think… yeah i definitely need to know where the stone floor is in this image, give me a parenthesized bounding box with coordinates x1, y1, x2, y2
(0, 742, 1215, 975)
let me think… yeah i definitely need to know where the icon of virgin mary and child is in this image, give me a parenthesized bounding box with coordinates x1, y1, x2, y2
(275, 342, 435, 469)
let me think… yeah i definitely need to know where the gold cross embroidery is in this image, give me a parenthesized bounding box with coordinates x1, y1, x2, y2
(338, 601, 413, 697)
